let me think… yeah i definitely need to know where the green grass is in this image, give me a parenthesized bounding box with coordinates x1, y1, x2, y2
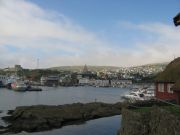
(131, 105, 180, 117)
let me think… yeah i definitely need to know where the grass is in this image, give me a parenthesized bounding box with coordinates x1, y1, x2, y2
(131, 105, 180, 117)
(132, 107, 151, 113)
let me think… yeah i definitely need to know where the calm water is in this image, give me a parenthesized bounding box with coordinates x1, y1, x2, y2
(0, 86, 130, 110)
(0, 86, 130, 135)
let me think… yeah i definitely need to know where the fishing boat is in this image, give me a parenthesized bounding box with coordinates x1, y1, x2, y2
(11, 80, 27, 91)
(5, 75, 18, 89)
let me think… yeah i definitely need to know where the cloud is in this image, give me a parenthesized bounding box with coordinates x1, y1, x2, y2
(0, 0, 179, 68)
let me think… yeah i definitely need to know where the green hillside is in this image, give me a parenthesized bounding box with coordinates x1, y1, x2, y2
(156, 57, 180, 82)
(49, 66, 121, 72)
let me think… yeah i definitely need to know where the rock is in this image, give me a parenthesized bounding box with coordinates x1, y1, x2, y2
(3, 102, 122, 133)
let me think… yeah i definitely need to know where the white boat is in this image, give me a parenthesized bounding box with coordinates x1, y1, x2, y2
(122, 87, 155, 102)
(11, 80, 27, 91)
(122, 92, 145, 102)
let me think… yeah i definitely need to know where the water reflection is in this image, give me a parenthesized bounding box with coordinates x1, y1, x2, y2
(16, 115, 121, 135)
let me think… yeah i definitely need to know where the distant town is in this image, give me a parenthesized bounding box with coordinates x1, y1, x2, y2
(0, 62, 167, 88)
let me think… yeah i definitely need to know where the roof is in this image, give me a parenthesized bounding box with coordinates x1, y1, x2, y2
(155, 57, 180, 90)
(155, 57, 180, 82)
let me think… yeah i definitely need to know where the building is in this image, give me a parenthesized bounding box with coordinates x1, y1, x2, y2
(155, 81, 175, 101)
(0, 75, 8, 87)
(170, 81, 180, 104)
(79, 78, 90, 86)
(79, 65, 97, 79)
(155, 57, 180, 104)
(94, 80, 110, 87)
(111, 79, 132, 88)
(41, 76, 59, 86)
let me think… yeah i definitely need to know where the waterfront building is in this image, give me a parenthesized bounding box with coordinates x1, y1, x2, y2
(79, 78, 90, 86)
(110, 79, 132, 88)
(155, 58, 180, 104)
(155, 81, 175, 101)
(40, 76, 59, 86)
(0, 75, 8, 87)
(94, 80, 110, 87)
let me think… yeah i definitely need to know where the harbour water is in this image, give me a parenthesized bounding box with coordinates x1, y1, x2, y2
(0, 86, 130, 135)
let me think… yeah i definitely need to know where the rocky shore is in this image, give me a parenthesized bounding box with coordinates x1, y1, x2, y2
(2, 102, 122, 133)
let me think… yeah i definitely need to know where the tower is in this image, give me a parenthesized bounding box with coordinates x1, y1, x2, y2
(83, 64, 88, 73)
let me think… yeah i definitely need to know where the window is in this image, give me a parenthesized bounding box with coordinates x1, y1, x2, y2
(167, 84, 174, 93)
(158, 83, 164, 92)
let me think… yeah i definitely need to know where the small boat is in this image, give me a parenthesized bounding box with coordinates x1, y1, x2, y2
(122, 87, 155, 102)
(11, 80, 27, 91)
(122, 91, 145, 102)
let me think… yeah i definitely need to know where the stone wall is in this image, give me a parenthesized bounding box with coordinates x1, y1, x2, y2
(119, 107, 180, 135)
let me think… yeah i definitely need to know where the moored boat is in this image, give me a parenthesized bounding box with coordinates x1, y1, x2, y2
(5, 75, 18, 89)
(11, 81, 27, 91)
(122, 86, 155, 102)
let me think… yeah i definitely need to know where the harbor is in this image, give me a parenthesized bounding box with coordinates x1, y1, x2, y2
(0, 86, 129, 135)
(0, 0, 179, 134)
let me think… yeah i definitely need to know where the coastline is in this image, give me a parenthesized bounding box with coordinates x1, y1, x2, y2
(2, 102, 122, 134)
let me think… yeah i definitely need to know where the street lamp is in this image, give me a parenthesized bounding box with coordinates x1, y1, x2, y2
(174, 13, 180, 26)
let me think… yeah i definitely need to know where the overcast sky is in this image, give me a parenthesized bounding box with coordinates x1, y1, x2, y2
(0, 0, 180, 68)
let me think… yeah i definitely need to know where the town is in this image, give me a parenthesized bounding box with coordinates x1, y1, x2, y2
(0, 63, 166, 90)
(0, 1, 179, 134)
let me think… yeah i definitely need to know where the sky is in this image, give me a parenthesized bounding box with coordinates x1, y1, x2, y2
(0, 0, 180, 68)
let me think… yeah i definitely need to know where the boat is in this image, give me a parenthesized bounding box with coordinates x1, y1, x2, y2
(11, 80, 27, 91)
(122, 86, 155, 102)
(5, 75, 18, 89)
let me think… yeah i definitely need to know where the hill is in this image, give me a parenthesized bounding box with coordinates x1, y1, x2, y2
(49, 66, 121, 72)
(49, 62, 168, 73)
(156, 57, 180, 82)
